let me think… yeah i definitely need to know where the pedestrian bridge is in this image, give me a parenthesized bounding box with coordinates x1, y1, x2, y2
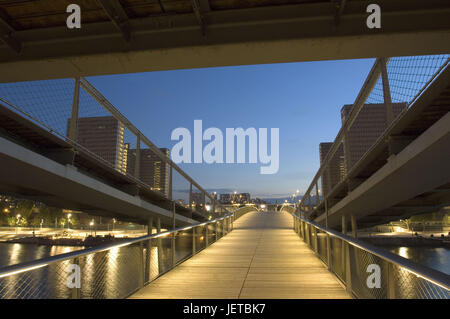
(130, 211, 349, 299)
(0, 207, 448, 299)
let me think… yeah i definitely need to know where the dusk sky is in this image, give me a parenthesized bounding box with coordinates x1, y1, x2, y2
(87, 58, 376, 199)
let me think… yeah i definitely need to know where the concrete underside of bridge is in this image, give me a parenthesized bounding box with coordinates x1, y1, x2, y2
(316, 112, 450, 229)
(130, 211, 350, 299)
(0, 136, 196, 227)
(0, 0, 449, 82)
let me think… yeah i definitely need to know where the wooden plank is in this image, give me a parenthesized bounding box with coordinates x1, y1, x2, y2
(130, 211, 350, 299)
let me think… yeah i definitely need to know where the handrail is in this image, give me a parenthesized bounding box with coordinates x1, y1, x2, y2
(290, 212, 450, 291)
(0, 209, 240, 279)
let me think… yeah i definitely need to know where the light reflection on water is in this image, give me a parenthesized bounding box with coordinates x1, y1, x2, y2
(0, 235, 194, 298)
(388, 246, 450, 275)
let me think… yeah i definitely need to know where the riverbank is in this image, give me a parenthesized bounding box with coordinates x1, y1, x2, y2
(4, 235, 130, 247)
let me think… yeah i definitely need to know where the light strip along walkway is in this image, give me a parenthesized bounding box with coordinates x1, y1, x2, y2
(130, 211, 350, 299)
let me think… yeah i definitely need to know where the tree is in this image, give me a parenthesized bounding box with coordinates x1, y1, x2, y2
(15, 200, 35, 219)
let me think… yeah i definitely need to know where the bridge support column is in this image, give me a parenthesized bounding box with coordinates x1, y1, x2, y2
(350, 215, 357, 238)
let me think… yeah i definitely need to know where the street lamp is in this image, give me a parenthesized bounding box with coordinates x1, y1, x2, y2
(89, 220, 94, 236)
(67, 213, 72, 229)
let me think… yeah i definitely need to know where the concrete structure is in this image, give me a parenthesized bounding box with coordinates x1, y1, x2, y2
(0, 136, 195, 227)
(0, 0, 449, 82)
(341, 103, 406, 171)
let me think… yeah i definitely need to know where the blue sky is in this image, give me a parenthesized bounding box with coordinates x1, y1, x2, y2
(87, 58, 375, 198)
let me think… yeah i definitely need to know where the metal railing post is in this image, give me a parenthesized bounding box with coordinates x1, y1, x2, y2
(344, 241, 352, 295)
(387, 263, 396, 299)
(134, 134, 140, 179)
(189, 183, 193, 211)
(380, 57, 394, 125)
(192, 226, 196, 255)
(139, 241, 145, 288)
(168, 166, 173, 200)
(313, 226, 318, 253)
(171, 202, 176, 267)
(171, 231, 176, 267)
(145, 218, 152, 283)
(156, 217, 162, 274)
(205, 224, 209, 246)
(68, 77, 80, 141)
(214, 222, 218, 241)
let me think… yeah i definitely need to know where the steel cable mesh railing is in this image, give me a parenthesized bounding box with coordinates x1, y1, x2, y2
(0, 79, 75, 137)
(348, 247, 389, 299)
(0, 211, 246, 299)
(391, 264, 449, 299)
(329, 237, 345, 282)
(386, 55, 450, 105)
(291, 215, 449, 299)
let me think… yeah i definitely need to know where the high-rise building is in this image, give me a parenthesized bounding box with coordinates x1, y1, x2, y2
(219, 193, 231, 204)
(319, 142, 345, 197)
(127, 148, 170, 197)
(74, 116, 128, 174)
(341, 103, 406, 171)
(239, 193, 251, 204)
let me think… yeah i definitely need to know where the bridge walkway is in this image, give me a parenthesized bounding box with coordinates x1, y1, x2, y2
(130, 211, 350, 299)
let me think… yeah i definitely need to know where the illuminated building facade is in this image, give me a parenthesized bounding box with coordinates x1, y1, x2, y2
(127, 148, 170, 197)
(75, 116, 128, 174)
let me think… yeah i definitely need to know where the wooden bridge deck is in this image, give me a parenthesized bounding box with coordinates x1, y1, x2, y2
(130, 211, 350, 299)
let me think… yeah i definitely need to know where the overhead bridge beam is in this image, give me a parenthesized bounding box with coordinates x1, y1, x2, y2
(98, 0, 131, 42)
(0, 0, 449, 81)
(0, 8, 21, 54)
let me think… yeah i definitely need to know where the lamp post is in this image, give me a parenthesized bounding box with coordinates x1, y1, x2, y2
(16, 214, 21, 234)
(89, 220, 94, 236)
